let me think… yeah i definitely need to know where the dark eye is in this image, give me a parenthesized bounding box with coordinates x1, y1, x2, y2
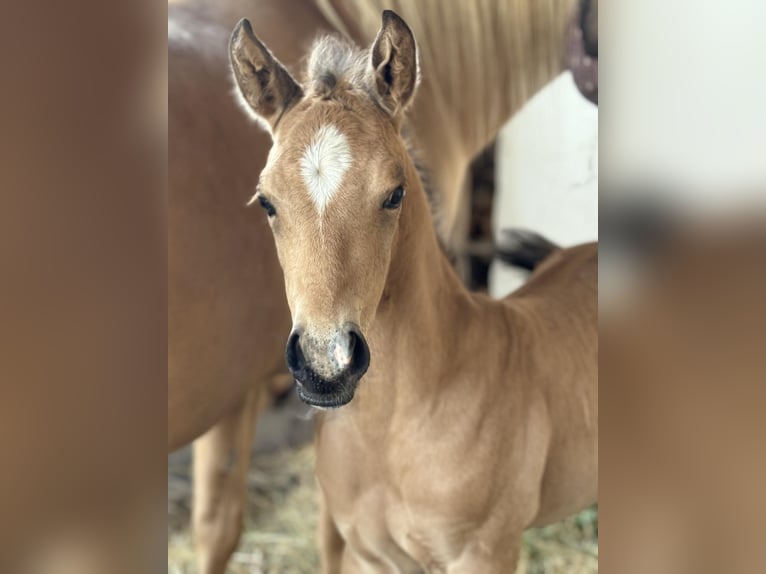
(258, 195, 276, 217)
(383, 186, 405, 209)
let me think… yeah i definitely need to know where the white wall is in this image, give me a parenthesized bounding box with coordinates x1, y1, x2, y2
(489, 72, 599, 298)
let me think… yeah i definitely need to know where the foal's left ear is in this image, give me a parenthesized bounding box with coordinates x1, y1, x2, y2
(229, 19, 303, 134)
(369, 10, 420, 119)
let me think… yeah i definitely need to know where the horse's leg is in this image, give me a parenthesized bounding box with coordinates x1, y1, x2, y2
(318, 492, 345, 574)
(192, 385, 264, 574)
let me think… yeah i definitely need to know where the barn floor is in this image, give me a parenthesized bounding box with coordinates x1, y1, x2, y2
(168, 405, 598, 574)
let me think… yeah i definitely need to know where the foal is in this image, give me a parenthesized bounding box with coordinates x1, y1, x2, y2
(231, 11, 597, 572)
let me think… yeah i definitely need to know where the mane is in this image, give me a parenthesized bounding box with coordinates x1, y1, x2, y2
(313, 0, 575, 142)
(406, 136, 454, 259)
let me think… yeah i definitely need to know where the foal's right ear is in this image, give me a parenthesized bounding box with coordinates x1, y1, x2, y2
(369, 10, 419, 120)
(229, 19, 303, 134)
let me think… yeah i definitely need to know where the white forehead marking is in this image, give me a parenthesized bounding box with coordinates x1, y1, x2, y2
(300, 124, 352, 214)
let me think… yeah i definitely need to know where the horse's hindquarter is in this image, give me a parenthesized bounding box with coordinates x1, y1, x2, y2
(511, 243, 599, 525)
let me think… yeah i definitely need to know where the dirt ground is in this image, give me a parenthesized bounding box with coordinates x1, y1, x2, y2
(168, 399, 598, 574)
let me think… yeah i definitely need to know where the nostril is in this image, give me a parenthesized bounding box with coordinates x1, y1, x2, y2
(285, 331, 305, 375)
(347, 332, 356, 355)
(347, 326, 370, 378)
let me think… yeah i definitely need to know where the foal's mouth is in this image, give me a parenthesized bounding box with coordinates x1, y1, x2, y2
(285, 324, 370, 408)
(291, 360, 363, 408)
(295, 381, 357, 409)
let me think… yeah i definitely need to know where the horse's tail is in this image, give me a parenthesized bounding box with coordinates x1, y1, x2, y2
(495, 229, 559, 271)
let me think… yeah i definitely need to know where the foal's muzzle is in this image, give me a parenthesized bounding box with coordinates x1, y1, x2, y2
(285, 324, 370, 408)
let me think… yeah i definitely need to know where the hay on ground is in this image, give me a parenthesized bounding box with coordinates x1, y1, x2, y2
(168, 445, 597, 573)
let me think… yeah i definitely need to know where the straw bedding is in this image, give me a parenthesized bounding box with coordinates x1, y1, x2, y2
(168, 444, 597, 573)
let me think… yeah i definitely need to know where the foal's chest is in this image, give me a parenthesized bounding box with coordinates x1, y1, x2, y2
(324, 476, 460, 573)
(316, 416, 493, 572)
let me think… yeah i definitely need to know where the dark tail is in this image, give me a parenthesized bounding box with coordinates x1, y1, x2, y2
(495, 229, 559, 272)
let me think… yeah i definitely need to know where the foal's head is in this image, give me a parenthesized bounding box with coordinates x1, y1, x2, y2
(230, 11, 420, 407)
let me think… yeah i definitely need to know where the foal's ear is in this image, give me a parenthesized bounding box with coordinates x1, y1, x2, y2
(229, 19, 303, 134)
(369, 10, 419, 119)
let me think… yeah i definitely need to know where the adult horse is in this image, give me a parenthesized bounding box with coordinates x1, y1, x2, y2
(169, 1, 580, 572)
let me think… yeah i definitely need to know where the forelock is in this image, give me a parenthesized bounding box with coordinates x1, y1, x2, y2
(305, 35, 371, 99)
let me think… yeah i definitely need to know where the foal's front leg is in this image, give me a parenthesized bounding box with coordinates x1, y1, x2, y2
(318, 493, 345, 574)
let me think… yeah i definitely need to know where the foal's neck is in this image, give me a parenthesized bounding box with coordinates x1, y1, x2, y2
(365, 176, 504, 407)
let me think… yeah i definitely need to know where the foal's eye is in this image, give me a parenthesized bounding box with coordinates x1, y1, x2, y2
(258, 195, 276, 217)
(383, 186, 405, 210)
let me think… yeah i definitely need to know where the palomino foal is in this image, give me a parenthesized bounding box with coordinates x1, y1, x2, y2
(173, 1, 585, 572)
(231, 11, 597, 572)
